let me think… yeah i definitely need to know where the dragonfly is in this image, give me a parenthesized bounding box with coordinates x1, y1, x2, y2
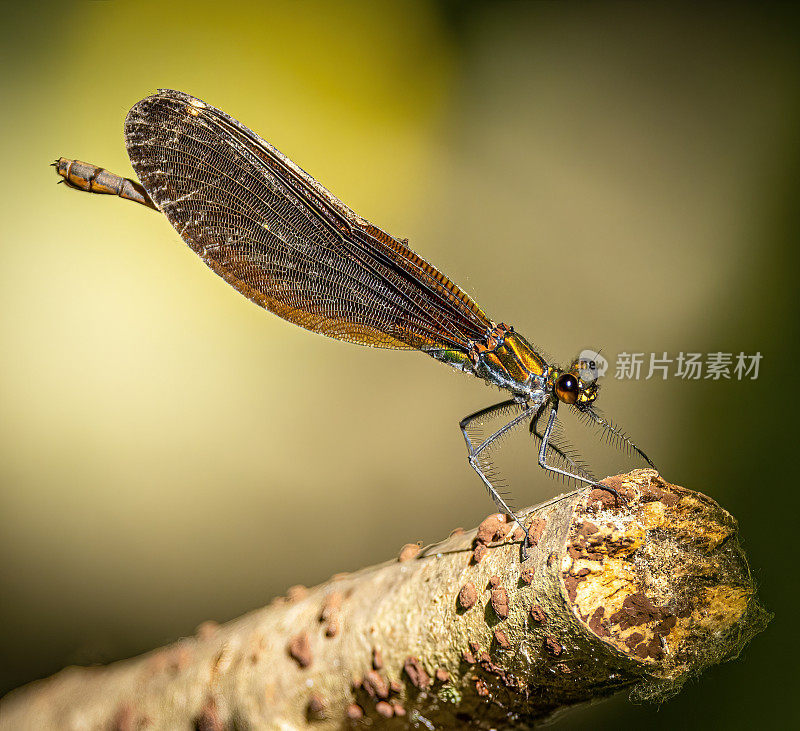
(54, 89, 657, 541)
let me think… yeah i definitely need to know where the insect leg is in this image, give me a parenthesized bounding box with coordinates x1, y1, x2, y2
(529, 407, 597, 485)
(460, 400, 538, 542)
(577, 406, 658, 471)
(537, 401, 621, 504)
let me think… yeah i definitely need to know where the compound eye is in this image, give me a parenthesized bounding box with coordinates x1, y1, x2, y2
(555, 373, 579, 404)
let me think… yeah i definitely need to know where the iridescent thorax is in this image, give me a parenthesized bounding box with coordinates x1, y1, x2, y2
(469, 324, 547, 396)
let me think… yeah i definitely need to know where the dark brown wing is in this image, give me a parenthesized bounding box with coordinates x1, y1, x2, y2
(124, 89, 493, 351)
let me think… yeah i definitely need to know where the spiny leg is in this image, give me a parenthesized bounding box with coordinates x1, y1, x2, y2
(537, 401, 621, 505)
(576, 406, 658, 472)
(460, 399, 539, 543)
(529, 408, 597, 485)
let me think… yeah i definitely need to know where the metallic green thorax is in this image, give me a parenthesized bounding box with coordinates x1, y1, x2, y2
(430, 329, 549, 398)
(474, 332, 548, 395)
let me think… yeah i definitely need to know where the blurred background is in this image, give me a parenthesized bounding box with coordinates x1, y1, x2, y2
(1, 1, 797, 727)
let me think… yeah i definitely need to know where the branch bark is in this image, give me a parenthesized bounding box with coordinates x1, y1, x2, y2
(0, 470, 770, 729)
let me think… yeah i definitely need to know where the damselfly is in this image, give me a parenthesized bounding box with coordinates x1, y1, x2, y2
(55, 89, 657, 539)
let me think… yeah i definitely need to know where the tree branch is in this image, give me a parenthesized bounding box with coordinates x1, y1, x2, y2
(0, 470, 771, 729)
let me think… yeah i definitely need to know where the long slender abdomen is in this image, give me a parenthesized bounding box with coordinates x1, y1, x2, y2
(54, 158, 157, 210)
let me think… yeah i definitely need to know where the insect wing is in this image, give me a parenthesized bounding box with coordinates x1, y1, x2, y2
(124, 90, 492, 351)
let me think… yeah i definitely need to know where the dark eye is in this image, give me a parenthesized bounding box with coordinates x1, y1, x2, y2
(555, 374, 579, 404)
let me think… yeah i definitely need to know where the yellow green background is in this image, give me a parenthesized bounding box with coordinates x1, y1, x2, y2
(1, 1, 797, 727)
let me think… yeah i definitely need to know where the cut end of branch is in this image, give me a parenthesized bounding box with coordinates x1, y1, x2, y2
(561, 469, 772, 702)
